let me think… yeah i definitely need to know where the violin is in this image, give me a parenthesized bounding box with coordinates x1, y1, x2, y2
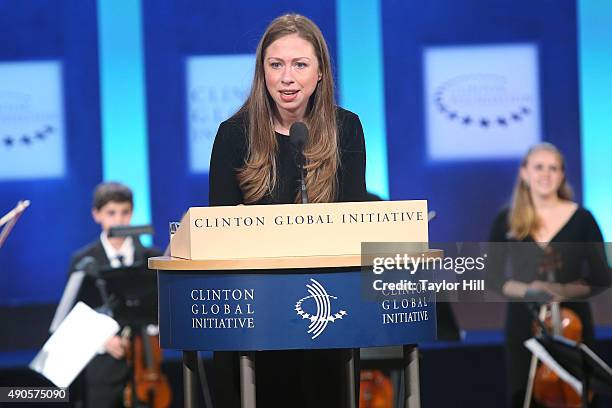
(123, 326, 172, 408)
(359, 369, 393, 408)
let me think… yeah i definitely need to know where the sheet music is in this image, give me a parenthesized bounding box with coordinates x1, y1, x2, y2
(524, 337, 583, 395)
(49, 271, 85, 333)
(29, 301, 119, 388)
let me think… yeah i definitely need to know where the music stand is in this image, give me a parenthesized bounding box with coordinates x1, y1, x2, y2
(525, 334, 612, 408)
(94, 263, 158, 327)
(84, 261, 159, 408)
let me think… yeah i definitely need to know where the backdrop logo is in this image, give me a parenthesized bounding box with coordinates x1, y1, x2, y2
(0, 61, 65, 180)
(294, 279, 347, 339)
(423, 43, 541, 160)
(186, 54, 254, 173)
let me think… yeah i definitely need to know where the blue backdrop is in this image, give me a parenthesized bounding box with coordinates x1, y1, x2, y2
(0, 0, 593, 309)
(382, 0, 582, 241)
(0, 0, 102, 305)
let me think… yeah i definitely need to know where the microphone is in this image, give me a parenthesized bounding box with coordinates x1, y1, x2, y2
(289, 121, 308, 150)
(289, 122, 309, 204)
(108, 224, 153, 238)
(427, 210, 437, 222)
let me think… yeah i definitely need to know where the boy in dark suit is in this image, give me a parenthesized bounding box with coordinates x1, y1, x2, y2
(68, 182, 160, 408)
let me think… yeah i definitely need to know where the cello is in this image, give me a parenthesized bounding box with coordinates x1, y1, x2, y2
(359, 369, 393, 408)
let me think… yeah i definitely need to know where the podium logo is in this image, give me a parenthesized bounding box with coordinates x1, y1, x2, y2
(294, 279, 347, 340)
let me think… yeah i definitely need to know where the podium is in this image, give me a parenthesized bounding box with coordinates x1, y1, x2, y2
(149, 200, 440, 408)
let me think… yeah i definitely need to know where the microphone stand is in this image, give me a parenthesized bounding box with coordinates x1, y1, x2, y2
(297, 153, 308, 204)
(289, 122, 309, 204)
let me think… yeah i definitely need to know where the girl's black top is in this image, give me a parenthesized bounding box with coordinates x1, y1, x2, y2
(488, 207, 609, 292)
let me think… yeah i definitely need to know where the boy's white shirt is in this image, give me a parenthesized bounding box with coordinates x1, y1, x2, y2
(100, 231, 135, 267)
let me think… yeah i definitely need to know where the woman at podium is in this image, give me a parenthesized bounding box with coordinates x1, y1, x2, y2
(488, 142, 609, 407)
(208, 13, 367, 407)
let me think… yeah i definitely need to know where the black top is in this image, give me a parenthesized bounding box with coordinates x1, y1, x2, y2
(488, 207, 609, 294)
(208, 107, 367, 205)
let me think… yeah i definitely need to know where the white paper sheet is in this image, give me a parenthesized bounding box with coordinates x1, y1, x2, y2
(30, 301, 119, 388)
(524, 337, 582, 395)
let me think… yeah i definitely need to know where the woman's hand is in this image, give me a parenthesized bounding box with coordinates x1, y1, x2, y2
(501, 280, 560, 301)
(528, 280, 591, 301)
(555, 280, 592, 300)
(502, 280, 532, 299)
(528, 280, 562, 302)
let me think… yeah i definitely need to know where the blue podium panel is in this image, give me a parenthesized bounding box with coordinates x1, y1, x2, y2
(158, 268, 436, 351)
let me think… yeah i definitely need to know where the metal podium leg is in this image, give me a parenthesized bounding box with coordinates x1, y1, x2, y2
(402, 344, 421, 408)
(240, 352, 256, 408)
(183, 350, 199, 408)
(345, 348, 359, 408)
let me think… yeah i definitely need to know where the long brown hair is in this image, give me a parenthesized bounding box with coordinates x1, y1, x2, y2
(508, 143, 573, 239)
(235, 14, 338, 204)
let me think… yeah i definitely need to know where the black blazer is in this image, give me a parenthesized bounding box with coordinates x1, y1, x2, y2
(68, 238, 159, 309)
